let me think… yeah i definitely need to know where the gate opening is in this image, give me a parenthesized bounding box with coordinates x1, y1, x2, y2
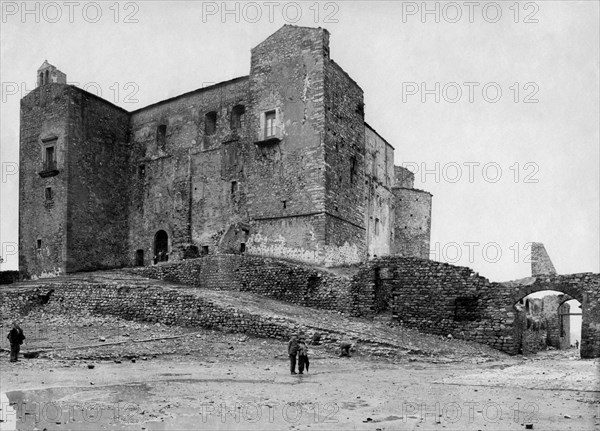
(513, 290, 582, 356)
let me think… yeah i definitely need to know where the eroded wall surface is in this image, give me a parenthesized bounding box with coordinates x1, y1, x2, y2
(392, 188, 432, 259)
(128, 78, 249, 263)
(531, 242, 557, 276)
(67, 89, 131, 272)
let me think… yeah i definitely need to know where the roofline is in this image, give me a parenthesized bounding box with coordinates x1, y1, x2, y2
(392, 186, 432, 196)
(329, 59, 363, 93)
(130, 76, 249, 114)
(251, 24, 330, 52)
(365, 122, 395, 150)
(22, 83, 131, 114)
(70, 85, 130, 114)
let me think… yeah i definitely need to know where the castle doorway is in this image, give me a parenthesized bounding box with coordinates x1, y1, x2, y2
(154, 230, 169, 264)
(135, 249, 144, 266)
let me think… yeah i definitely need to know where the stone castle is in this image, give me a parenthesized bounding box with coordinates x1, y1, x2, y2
(19, 25, 432, 278)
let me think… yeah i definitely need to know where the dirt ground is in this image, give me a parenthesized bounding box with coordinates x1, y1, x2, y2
(0, 312, 598, 431)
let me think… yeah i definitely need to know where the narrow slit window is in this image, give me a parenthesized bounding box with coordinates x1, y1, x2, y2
(350, 156, 357, 183)
(36, 239, 42, 249)
(157, 125, 167, 149)
(45, 187, 53, 200)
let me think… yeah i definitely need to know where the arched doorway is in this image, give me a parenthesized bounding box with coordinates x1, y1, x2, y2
(511, 284, 585, 357)
(154, 230, 169, 264)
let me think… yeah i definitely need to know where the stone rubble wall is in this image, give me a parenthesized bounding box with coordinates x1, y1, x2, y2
(0, 282, 350, 347)
(356, 257, 600, 358)
(127, 255, 371, 316)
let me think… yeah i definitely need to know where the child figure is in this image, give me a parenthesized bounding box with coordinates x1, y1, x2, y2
(298, 337, 310, 374)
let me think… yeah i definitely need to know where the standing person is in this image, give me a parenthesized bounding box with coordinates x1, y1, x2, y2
(298, 337, 310, 374)
(288, 334, 299, 374)
(7, 321, 25, 362)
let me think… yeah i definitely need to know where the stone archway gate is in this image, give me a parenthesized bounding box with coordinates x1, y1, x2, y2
(360, 257, 600, 358)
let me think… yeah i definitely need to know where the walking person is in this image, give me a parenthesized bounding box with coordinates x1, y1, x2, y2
(7, 321, 25, 362)
(288, 334, 299, 374)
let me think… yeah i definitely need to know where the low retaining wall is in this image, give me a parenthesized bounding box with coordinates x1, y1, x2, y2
(0, 282, 349, 345)
(127, 255, 374, 316)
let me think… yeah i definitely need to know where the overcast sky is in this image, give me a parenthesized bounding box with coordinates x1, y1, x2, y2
(1, 1, 598, 281)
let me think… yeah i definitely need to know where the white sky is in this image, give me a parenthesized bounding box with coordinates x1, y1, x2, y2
(1, 1, 598, 281)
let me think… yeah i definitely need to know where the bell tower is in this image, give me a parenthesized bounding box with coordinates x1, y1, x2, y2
(37, 60, 67, 87)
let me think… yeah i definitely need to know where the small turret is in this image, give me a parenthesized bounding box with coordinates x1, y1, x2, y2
(37, 60, 66, 87)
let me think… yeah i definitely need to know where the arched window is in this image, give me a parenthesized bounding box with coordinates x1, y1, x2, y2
(45, 70, 49, 84)
(230, 104, 245, 131)
(205, 111, 217, 136)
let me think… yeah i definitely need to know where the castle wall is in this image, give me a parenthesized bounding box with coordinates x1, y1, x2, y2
(392, 187, 432, 258)
(365, 126, 394, 258)
(19, 84, 70, 278)
(66, 88, 131, 272)
(323, 59, 367, 259)
(19, 26, 433, 275)
(128, 78, 249, 263)
(394, 165, 415, 188)
(245, 26, 330, 259)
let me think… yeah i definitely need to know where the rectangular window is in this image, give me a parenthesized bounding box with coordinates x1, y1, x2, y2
(202, 245, 209, 255)
(205, 112, 217, 136)
(265, 110, 276, 138)
(36, 239, 42, 249)
(231, 181, 237, 195)
(45, 187, 53, 201)
(44, 146, 56, 170)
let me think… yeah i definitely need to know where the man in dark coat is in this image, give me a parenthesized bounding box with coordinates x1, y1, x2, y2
(7, 321, 25, 362)
(298, 337, 310, 374)
(288, 334, 299, 374)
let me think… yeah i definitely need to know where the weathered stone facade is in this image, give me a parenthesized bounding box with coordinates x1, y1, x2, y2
(19, 25, 432, 278)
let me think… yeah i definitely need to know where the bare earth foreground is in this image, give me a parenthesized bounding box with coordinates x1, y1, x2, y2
(0, 311, 598, 431)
